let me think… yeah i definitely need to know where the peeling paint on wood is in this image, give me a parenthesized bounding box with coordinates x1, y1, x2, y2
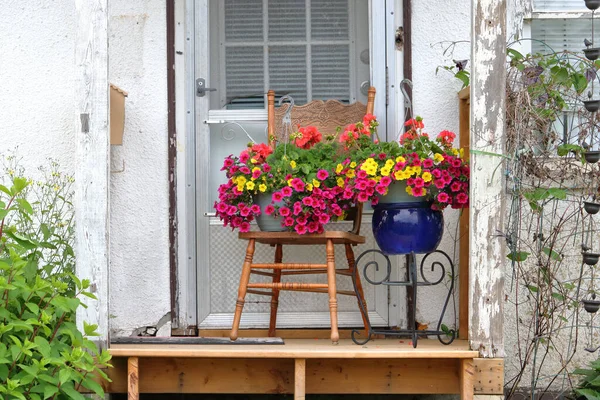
(75, 0, 109, 344)
(469, 0, 507, 359)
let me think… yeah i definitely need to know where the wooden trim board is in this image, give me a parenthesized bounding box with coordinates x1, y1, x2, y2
(104, 356, 503, 395)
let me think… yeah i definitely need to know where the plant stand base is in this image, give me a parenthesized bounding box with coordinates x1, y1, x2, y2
(351, 250, 456, 347)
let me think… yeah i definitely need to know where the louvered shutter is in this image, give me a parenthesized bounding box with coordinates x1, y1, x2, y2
(531, 18, 593, 54)
(221, 0, 354, 108)
(533, 0, 588, 11)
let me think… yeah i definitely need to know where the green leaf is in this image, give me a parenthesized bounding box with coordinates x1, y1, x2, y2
(547, 188, 566, 200)
(575, 388, 600, 400)
(83, 321, 100, 337)
(551, 292, 565, 301)
(58, 367, 71, 385)
(572, 72, 588, 94)
(507, 48, 524, 61)
(59, 383, 86, 400)
(16, 198, 33, 214)
(0, 184, 11, 196)
(81, 377, 105, 396)
(557, 143, 584, 157)
(33, 337, 51, 358)
(527, 285, 539, 293)
(43, 384, 59, 400)
(12, 177, 28, 194)
(455, 70, 470, 88)
(542, 247, 563, 261)
(507, 251, 530, 262)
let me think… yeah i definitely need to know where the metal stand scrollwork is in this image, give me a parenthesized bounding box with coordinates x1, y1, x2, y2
(351, 249, 456, 348)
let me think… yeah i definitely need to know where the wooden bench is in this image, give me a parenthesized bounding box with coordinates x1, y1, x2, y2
(106, 339, 497, 399)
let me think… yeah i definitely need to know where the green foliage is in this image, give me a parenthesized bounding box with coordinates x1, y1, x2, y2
(0, 165, 111, 399)
(573, 359, 600, 399)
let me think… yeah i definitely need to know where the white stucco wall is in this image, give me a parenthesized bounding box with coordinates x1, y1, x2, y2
(108, 0, 171, 337)
(0, 0, 77, 172)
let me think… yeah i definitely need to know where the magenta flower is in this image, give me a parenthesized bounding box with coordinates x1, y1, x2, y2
(375, 185, 387, 195)
(295, 224, 308, 234)
(296, 215, 308, 225)
(357, 170, 368, 179)
(451, 181, 462, 192)
(240, 166, 251, 174)
(302, 197, 313, 206)
(380, 176, 392, 186)
(222, 158, 234, 170)
(412, 187, 425, 197)
(251, 204, 261, 214)
(437, 192, 450, 203)
(284, 217, 294, 227)
(293, 203, 303, 215)
(434, 179, 446, 189)
(358, 192, 369, 202)
(265, 204, 275, 215)
(422, 159, 434, 168)
(239, 222, 251, 232)
(227, 205, 237, 216)
(413, 177, 424, 188)
(216, 202, 228, 213)
(319, 214, 330, 224)
(456, 193, 469, 204)
(279, 207, 291, 217)
(291, 178, 305, 192)
(432, 169, 442, 178)
(281, 186, 292, 196)
(316, 169, 329, 180)
(307, 222, 319, 233)
(239, 153, 249, 163)
(272, 191, 284, 202)
(263, 164, 271, 172)
(252, 169, 261, 179)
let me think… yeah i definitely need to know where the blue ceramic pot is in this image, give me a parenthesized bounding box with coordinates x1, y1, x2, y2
(253, 192, 286, 232)
(372, 201, 444, 255)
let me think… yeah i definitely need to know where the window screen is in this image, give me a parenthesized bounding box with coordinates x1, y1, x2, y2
(221, 0, 355, 109)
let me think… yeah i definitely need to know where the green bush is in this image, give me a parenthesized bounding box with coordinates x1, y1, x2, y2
(0, 164, 111, 399)
(573, 359, 600, 399)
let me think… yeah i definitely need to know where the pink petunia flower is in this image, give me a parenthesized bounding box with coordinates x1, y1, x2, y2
(284, 217, 295, 227)
(281, 186, 292, 197)
(295, 224, 308, 234)
(316, 169, 329, 180)
(279, 207, 291, 217)
(272, 191, 284, 202)
(265, 204, 275, 215)
(437, 192, 450, 203)
(239, 222, 251, 232)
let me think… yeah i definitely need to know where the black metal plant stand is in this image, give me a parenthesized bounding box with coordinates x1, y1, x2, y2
(351, 249, 456, 348)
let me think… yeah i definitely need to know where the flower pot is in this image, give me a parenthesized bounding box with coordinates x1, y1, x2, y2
(585, 151, 600, 164)
(583, 99, 600, 113)
(378, 180, 425, 204)
(584, 48, 600, 61)
(586, 0, 600, 10)
(253, 193, 286, 232)
(372, 201, 444, 255)
(584, 201, 600, 215)
(583, 299, 600, 313)
(583, 252, 600, 266)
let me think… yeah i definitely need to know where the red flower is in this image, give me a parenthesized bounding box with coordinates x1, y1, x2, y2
(294, 126, 322, 149)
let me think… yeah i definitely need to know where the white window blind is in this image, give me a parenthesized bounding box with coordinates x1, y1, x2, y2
(221, 0, 354, 109)
(533, 0, 588, 11)
(531, 18, 593, 54)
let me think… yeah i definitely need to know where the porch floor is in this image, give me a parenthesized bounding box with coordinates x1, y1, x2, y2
(105, 338, 503, 399)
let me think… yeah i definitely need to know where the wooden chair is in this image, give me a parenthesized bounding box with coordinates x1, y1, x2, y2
(230, 88, 376, 343)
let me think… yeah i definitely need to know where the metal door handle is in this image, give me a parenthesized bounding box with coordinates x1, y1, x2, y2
(196, 78, 217, 97)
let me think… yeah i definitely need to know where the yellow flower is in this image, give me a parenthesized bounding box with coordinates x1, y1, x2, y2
(405, 185, 413, 195)
(337, 177, 345, 187)
(251, 158, 257, 164)
(246, 181, 255, 190)
(434, 153, 444, 164)
(236, 176, 247, 185)
(290, 160, 297, 168)
(350, 161, 357, 168)
(259, 184, 267, 192)
(422, 172, 432, 182)
(394, 170, 408, 180)
(395, 156, 406, 163)
(460, 148, 465, 159)
(306, 183, 313, 191)
(380, 167, 391, 177)
(53, 184, 60, 192)
(346, 169, 356, 178)
(336, 163, 344, 174)
(312, 179, 321, 188)
(385, 159, 395, 168)
(237, 184, 245, 191)
(452, 148, 459, 156)
(413, 166, 422, 175)
(287, 178, 293, 186)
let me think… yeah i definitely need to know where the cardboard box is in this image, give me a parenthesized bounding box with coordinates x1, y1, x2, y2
(110, 84, 128, 145)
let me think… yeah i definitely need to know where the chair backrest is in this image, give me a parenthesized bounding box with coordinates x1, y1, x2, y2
(267, 88, 376, 148)
(266, 88, 376, 235)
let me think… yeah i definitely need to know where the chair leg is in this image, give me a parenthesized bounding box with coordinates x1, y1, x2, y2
(345, 243, 369, 330)
(231, 239, 255, 341)
(268, 244, 283, 337)
(326, 239, 339, 344)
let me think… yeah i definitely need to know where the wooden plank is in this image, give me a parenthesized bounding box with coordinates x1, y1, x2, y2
(105, 357, 500, 394)
(458, 88, 471, 341)
(74, 0, 109, 343)
(295, 359, 306, 400)
(128, 357, 139, 400)
(470, 0, 507, 358)
(459, 358, 475, 399)
(473, 358, 504, 395)
(109, 338, 478, 359)
(112, 336, 284, 345)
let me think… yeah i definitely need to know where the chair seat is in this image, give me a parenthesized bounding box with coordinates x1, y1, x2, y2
(239, 231, 366, 245)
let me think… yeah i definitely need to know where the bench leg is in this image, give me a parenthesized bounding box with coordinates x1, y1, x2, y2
(459, 358, 474, 400)
(326, 239, 339, 344)
(294, 358, 306, 400)
(268, 244, 283, 337)
(128, 356, 139, 400)
(231, 239, 255, 341)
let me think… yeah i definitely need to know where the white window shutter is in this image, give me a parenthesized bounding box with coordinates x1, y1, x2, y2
(533, 0, 588, 11)
(531, 18, 593, 54)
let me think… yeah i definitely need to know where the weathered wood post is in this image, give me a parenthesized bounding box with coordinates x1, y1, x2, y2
(75, 0, 110, 344)
(469, 0, 506, 363)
